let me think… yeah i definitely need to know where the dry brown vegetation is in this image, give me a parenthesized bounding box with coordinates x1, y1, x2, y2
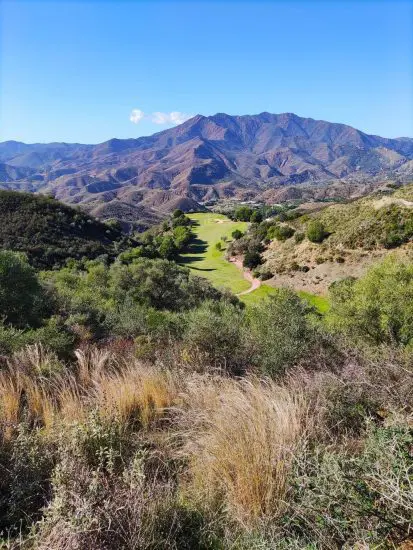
(0, 342, 412, 549)
(260, 185, 413, 293)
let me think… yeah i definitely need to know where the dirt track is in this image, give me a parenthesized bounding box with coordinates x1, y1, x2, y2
(230, 257, 261, 295)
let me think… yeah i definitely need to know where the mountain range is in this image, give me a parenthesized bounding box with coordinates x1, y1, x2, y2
(1, 112, 413, 227)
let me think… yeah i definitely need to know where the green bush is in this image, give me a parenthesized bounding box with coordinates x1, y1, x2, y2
(173, 225, 191, 249)
(294, 231, 305, 244)
(0, 250, 46, 328)
(307, 220, 327, 243)
(183, 301, 247, 372)
(0, 426, 54, 535)
(158, 236, 177, 259)
(327, 256, 413, 346)
(250, 211, 263, 223)
(234, 206, 254, 221)
(232, 229, 244, 240)
(282, 422, 413, 546)
(247, 290, 314, 376)
(268, 225, 295, 242)
(172, 209, 184, 218)
(0, 318, 76, 357)
(243, 251, 262, 269)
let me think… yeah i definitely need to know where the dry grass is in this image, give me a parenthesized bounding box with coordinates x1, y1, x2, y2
(181, 377, 308, 527)
(1, 343, 411, 548)
(93, 364, 179, 428)
(0, 373, 22, 440)
(0, 345, 180, 440)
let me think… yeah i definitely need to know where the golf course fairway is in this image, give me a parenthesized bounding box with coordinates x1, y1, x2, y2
(179, 212, 330, 310)
(179, 212, 280, 300)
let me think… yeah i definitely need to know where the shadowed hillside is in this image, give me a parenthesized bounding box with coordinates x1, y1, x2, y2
(0, 190, 132, 268)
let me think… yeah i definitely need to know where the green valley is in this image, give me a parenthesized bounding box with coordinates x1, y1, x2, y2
(179, 212, 252, 294)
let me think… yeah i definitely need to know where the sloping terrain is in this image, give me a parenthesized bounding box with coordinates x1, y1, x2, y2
(261, 185, 413, 293)
(1, 113, 413, 226)
(0, 190, 132, 268)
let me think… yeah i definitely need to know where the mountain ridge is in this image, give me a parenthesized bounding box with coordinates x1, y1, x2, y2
(1, 112, 413, 227)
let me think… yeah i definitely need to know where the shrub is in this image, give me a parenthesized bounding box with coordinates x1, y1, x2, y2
(0, 250, 46, 328)
(243, 251, 262, 269)
(282, 421, 413, 547)
(307, 220, 327, 243)
(268, 225, 295, 242)
(247, 290, 314, 376)
(260, 270, 273, 281)
(327, 257, 413, 346)
(250, 211, 263, 223)
(232, 229, 244, 240)
(0, 425, 54, 535)
(182, 301, 247, 373)
(294, 231, 305, 244)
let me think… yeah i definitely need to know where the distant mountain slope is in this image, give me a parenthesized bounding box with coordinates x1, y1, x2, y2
(0, 190, 131, 268)
(1, 113, 413, 225)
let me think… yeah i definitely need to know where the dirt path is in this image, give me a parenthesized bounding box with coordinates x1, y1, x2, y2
(230, 257, 261, 295)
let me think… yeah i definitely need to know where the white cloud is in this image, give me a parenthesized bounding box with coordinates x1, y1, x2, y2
(129, 108, 193, 126)
(151, 111, 193, 125)
(129, 109, 145, 124)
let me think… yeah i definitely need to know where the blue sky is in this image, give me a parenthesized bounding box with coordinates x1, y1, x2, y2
(1, 0, 412, 143)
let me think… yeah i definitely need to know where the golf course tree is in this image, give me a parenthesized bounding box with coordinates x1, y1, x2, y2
(243, 250, 262, 269)
(233, 205, 254, 221)
(171, 209, 191, 228)
(250, 210, 263, 223)
(158, 236, 177, 259)
(232, 229, 244, 240)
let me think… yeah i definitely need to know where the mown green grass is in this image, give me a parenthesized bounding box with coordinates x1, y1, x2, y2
(298, 290, 330, 313)
(181, 212, 330, 310)
(179, 212, 250, 294)
(239, 283, 278, 305)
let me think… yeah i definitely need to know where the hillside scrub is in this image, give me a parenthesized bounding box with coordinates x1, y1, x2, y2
(0, 190, 130, 269)
(326, 256, 413, 346)
(0, 191, 194, 270)
(0, 202, 413, 548)
(233, 187, 413, 288)
(0, 343, 411, 548)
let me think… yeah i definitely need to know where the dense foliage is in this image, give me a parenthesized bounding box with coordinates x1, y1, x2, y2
(327, 256, 413, 346)
(0, 196, 412, 549)
(0, 190, 131, 268)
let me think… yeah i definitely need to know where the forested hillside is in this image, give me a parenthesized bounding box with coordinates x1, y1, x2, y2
(0, 191, 131, 268)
